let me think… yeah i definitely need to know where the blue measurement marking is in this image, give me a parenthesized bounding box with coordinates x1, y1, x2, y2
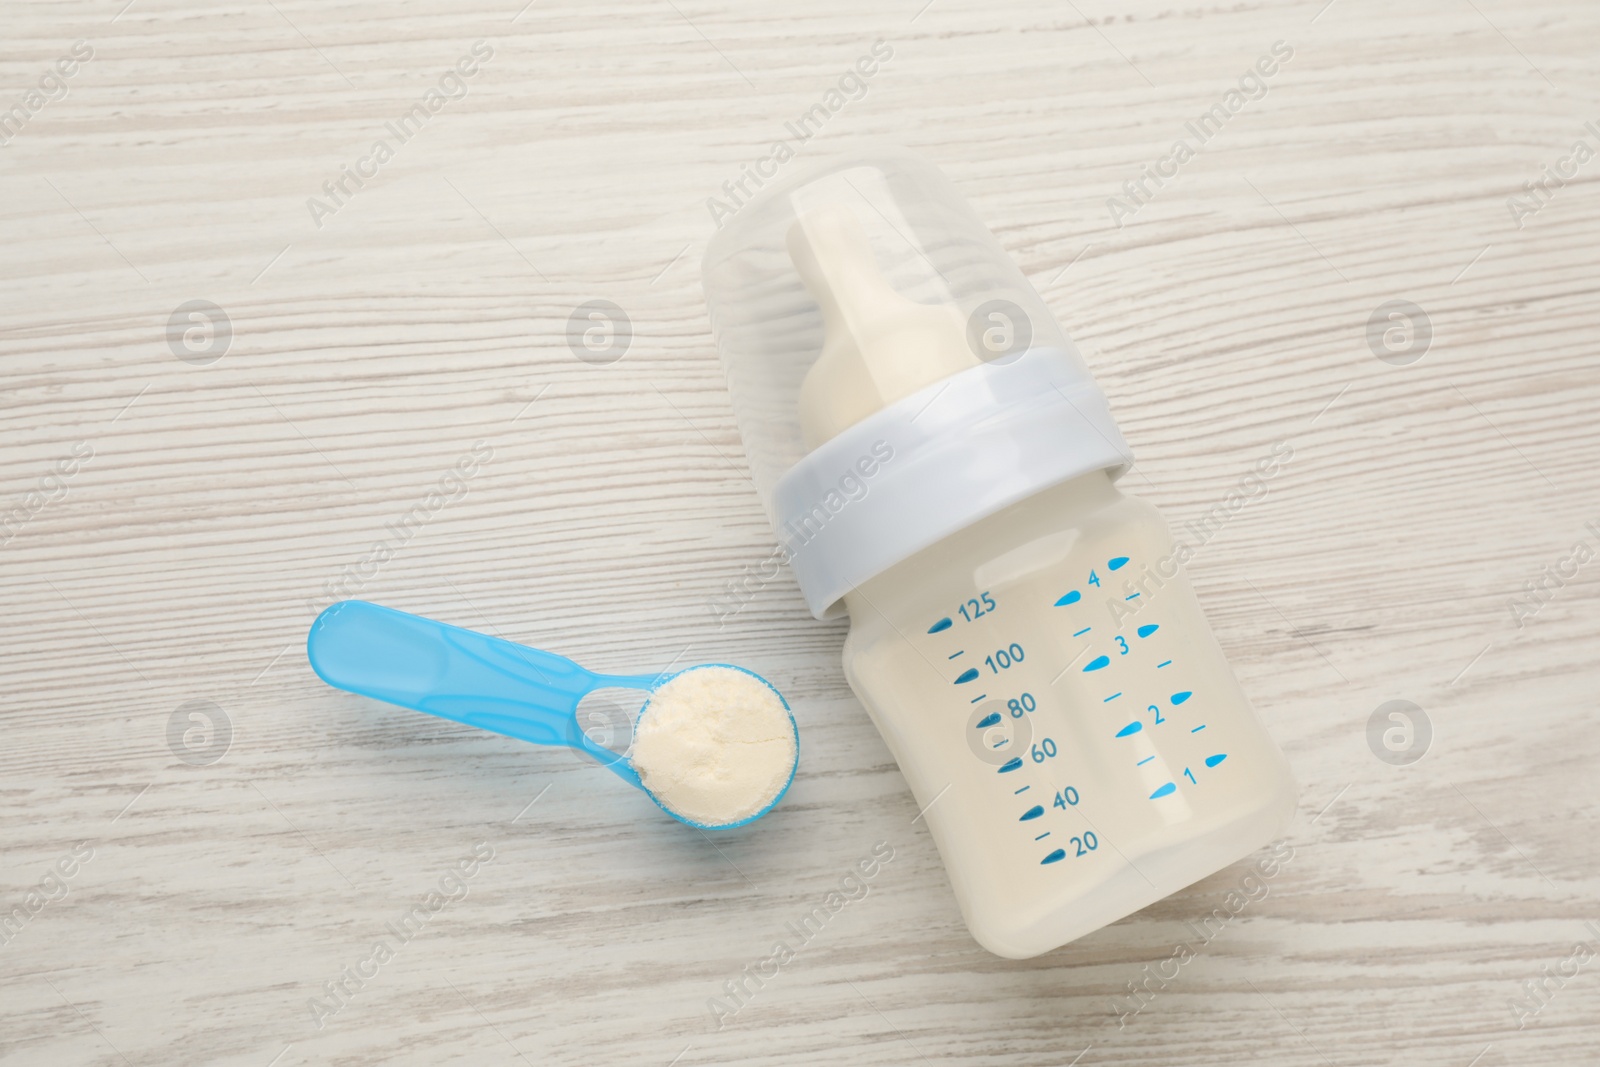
(1072, 626, 1091, 637)
(1205, 753, 1228, 768)
(1171, 691, 1192, 705)
(1084, 655, 1111, 672)
(1020, 806, 1044, 821)
(928, 617, 953, 634)
(1156, 659, 1172, 668)
(948, 651, 964, 659)
(1115, 721, 1142, 738)
(1103, 692, 1122, 702)
(976, 712, 1002, 728)
(954, 668, 979, 684)
(1109, 556, 1129, 571)
(970, 694, 987, 704)
(1054, 590, 1082, 606)
(1191, 724, 1206, 733)
(1034, 832, 1051, 841)
(1124, 593, 1140, 601)
(1041, 848, 1066, 864)
(1150, 782, 1177, 799)
(1137, 624, 1159, 638)
(998, 757, 1023, 773)
(1014, 785, 1030, 794)
(1137, 755, 1154, 766)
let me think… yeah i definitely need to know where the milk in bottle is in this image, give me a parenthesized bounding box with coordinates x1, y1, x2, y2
(702, 154, 1296, 958)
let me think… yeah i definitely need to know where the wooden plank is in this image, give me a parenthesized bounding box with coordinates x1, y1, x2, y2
(2, 0, 1597, 1064)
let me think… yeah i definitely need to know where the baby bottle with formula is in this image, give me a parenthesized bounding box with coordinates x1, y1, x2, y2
(701, 154, 1296, 959)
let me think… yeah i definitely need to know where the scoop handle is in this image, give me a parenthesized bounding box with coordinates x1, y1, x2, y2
(306, 600, 655, 781)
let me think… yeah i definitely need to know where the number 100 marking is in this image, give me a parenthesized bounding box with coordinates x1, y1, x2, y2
(984, 643, 1025, 673)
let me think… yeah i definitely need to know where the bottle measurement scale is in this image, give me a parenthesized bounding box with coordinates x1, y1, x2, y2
(929, 551, 1234, 873)
(703, 153, 1296, 956)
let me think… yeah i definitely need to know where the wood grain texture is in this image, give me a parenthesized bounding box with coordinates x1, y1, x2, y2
(2, 0, 1598, 1064)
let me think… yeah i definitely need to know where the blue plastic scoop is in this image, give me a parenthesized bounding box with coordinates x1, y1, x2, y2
(306, 600, 797, 829)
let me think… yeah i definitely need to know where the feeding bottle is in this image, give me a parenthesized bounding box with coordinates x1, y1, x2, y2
(701, 154, 1296, 958)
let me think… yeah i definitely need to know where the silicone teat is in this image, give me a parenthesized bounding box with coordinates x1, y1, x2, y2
(788, 204, 979, 447)
(305, 600, 798, 830)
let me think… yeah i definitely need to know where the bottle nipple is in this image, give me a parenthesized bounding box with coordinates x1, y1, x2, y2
(787, 204, 979, 448)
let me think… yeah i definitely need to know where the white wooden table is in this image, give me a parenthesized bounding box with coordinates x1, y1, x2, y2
(3, 1, 1598, 1064)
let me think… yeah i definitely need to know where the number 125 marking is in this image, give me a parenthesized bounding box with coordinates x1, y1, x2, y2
(958, 591, 996, 622)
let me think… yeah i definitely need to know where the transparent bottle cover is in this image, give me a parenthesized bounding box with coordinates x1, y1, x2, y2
(702, 153, 1131, 617)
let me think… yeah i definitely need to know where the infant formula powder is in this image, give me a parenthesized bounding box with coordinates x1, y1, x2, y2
(631, 666, 796, 826)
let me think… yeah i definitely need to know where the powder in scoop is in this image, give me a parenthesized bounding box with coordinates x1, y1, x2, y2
(631, 665, 796, 827)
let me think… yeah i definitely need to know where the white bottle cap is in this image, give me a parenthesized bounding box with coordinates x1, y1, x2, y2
(702, 153, 1132, 619)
